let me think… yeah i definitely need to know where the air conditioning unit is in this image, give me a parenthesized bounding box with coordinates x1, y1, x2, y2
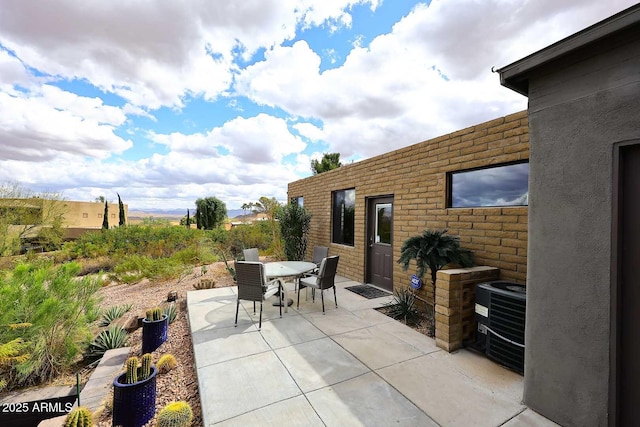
(474, 281, 526, 374)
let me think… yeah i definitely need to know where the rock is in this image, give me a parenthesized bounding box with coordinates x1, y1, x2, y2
(111, 313, 140, 333)
(167, 290, 178, 302)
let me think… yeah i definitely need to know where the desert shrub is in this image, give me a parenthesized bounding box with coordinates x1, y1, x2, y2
(224, 224, 272, 258)
(0, 261, 99, 389)
(111, 253, 192, 283)
(67, 225, 204, 259)
(63, 225, 224, 283)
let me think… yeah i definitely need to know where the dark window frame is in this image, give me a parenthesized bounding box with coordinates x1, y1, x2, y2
(291, 196, 303, 207)
(446, 160, 529, 208)
(332, 188, 355, 246)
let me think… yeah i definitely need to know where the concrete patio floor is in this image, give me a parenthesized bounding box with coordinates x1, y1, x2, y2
(187, 276, 559, 427)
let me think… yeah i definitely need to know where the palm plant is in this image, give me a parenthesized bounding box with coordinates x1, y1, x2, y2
(397, 229, 474, 308)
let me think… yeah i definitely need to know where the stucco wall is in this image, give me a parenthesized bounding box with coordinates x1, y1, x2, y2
(63, 200, 128, 229)
(523, 30, 640, 426)
(288, 111, 529, 301)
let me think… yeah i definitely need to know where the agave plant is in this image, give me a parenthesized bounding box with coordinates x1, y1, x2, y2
(87, 326, 129, 357)
(162, 302, 178, 324)
(384, 288, 421, 326)
(97, 303, 132, 327)
(397, 229, 474, 310)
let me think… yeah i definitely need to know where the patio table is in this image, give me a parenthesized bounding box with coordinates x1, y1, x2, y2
(264, 261, 317, 312)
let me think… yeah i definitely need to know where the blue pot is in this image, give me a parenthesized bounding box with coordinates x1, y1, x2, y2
(112, 366, 157, 427)
(141, 314, 168, 354)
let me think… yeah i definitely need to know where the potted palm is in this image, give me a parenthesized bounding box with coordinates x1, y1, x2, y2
(141, 307, 168, 354)
(397, 229, 474, 316)
(112, 354, 157, 427)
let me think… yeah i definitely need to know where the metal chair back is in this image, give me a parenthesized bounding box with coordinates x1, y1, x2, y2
(234, 261, 266, 301)
(311, 246, 329, 266)
(316, 255, 339, 290)
(242, 248, 259, 262)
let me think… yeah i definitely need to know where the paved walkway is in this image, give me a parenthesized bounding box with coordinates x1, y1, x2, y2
(187, 276, 559, 426)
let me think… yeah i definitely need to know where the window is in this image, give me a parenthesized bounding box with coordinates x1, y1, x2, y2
(332, 189, 355, 246)
(291, 196, 303, 207)
(82, 213, 88, 218)
(448, 161, 529, 208)
(98, 214, 102, 218)
(375, 203, 392, 244)
(111, 214, 116, 218)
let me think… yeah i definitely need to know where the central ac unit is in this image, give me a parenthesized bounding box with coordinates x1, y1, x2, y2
(474, 281, 526, 374)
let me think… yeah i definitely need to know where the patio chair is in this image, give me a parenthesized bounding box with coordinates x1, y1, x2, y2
(297, 246, 329, 294)
(310, 246, 329, 272)
(242, 248, 259, 262)
(297, 255, 339, 314)
(234, 261, 283, 330)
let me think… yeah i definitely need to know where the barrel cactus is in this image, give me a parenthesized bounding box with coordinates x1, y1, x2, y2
(157, 353, 178, 374)
(64, 406, 93, 427)
(125, 356, 138, 384)
(146, 307, 163, 321)
(140, 353, 153, 380)
(156, 401, 193, 427)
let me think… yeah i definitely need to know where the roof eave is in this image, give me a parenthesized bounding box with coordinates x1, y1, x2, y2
(498, 4, 640, 96)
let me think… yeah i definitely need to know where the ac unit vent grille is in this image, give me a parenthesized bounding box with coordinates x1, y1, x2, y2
(475, 281, 526, 374)
(489, 293, 526, 343)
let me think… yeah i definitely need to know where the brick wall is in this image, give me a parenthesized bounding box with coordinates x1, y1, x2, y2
(435, 267, 499, 352)
(288, 111, 529, 293)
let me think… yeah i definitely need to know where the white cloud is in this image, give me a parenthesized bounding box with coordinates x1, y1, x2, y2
(293, 122, 325, 141)
(149, 114, 307, 163)
(236, 0, 637, 160)
(0, 89, 132, 161)
(0, 0, 379, 110)
(0, 49, 31, 92)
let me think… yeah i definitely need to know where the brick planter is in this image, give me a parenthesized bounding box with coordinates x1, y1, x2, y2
(434, 266, 499, 352)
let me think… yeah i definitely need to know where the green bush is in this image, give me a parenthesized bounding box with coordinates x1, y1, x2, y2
(225, 224, 272, 258)
(111, 254, 190, 283)
(0, 261, 100, 389)
(277, 203, 311, 261)
(63, 225, 223, 283)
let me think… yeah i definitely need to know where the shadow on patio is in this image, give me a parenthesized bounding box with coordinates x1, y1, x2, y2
(187, 277, 557, 426)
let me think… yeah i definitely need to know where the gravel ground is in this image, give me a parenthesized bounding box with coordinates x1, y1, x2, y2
(94, 261, 235, 427)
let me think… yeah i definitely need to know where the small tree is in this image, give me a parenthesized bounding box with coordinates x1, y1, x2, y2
(194, 197, 227, 230)
(253, 197, 283, 256)
(277, 203, 311, 261)
(311, 153, 342, 175)
(0, 182, 67, 256)
(117, 193, 126, 226)
(397, 229, 474, 312)
(102, 201, 109, 230)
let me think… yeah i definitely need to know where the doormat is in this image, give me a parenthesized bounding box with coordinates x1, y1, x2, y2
(345, 285, 391, 299)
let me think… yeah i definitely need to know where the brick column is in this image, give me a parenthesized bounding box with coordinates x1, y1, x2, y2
(434, 266, 499, 352)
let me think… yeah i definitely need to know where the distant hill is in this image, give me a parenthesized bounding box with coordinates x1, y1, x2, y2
(128, 208, 245, 220)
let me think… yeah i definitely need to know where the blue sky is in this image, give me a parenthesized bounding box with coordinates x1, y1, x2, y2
(0, 0, 635, 211)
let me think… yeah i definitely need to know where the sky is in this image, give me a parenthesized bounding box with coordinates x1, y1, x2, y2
(0, 0, 636, 212)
